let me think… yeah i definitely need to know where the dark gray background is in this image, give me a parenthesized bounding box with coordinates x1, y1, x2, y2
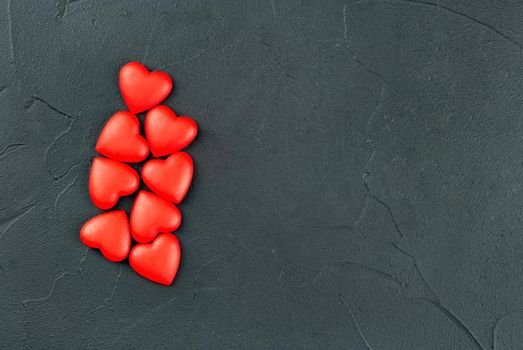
(1, 0, 523, 349)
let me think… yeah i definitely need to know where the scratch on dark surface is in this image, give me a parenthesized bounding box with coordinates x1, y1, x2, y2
(183, 46, 214, 66)
(342, 5, 348, 40)
(193, 255, 224, 285)
(29, 96, 78, 180)
(422, 298, 486, 350)
(352, 195, 370, 237)
(311, 265, 329, 286)
(142, 0, 161, 62)
(90, 267, 122, 313)
(354, 82, 384, 236)
(344, 260, 407, 287)
(350, 54, 384, 81)
(306, 224, 353, 231)
(367, 194, 404, 238)
(492, 309, 523, 350)
(366, 83, 385, 143)
(7, 0, 14, 63)
(403, 0, 523, 51)
(23, 271, 72, 304)
(339, 293, 374, 350)
(79, 246, 89, 265)
(56, 0, 70, 21)
(178, 38, 241, 70)
(353, 0, 523, 51)
(0, 143, 25, 159)
(391, 242, 439, 299)
(270, 0, 277, 17)
(30, 96, 75, 120)
(193, 255, 225, 299)
(341, 4, 385, 87)
(54, 172, 79, 213)
(52, 164, 80, 182)
(0, 204, 35, 240)
(0, 84, 9, 95)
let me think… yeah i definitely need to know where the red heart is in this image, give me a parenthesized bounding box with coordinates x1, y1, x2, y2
(80, 211, 131, 262)
(129, 233, 181, 285)
(95, 111, 149, 163)
(119, 62, 173, 114)
(130, 191, 182, 243)
(141, 152, 193, 204)
(89, 157, 140, 210)
(145, 105, 198, 157)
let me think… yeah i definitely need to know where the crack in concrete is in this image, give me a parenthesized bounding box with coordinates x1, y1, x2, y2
(422, 297, 486, 350)
(0, 204, 36, 240)
(89, 267, 123, 313)
(0, 143, 25, 159)
(22, 270, 75, 304)
(54, 172, 79, 214)
(339, 292, 374, 350)
(7, 0, 14, 63)
(142, 0, 161, 62)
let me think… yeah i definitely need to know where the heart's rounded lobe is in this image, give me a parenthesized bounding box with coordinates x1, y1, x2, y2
(141, 152, 193, 204)
(95, 111, 149, 163)
(80, 211, 131, 262)
(89, 157, 140, 210)
(130, 191, 182, 243)
(119, 62, 172, 114)
(129, 233, 181, 286)
(145, 105, 198, 157)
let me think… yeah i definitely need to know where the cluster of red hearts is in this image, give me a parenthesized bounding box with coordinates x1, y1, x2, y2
(80, 62, 198, 286)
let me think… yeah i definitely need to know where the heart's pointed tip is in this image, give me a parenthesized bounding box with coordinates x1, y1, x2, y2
(129, 233, 180, 286)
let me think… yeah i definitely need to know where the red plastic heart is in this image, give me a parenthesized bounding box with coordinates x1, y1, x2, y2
(95, 111, 149, 163)
(129, 233, 181, 286)
(119, 62, 173, 114)
(130, 191, 182, 243)
(80, 211, 131, 262)
(145, 105, 198, 157)
(89, 157, 140, 210)
(141, 152, 193, 204)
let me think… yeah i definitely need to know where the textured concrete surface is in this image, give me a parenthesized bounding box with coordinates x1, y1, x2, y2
(1, 0, 523, 349)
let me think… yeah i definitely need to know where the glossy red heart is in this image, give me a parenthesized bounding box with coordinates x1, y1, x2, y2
(129, 233, 181, 285)
(80, 211, 131, 262)
(95, 111, 149, 163)
(119, 62, 173, 114)
(145, 105, 198, 157)
(130, 191, 182, 243)
(89, 157, 140, 210)
(141, 152, 193, 204)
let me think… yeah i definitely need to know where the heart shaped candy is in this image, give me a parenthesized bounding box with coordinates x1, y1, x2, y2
(141, 152, 193, 204)
(95, 111, 149, 163)
(145, 105, 198, 157)
(89, 157, 140, 210)
(130, 191, 182, 243)
(80, 211, 131, 262)
(119, 62, 173, 114)
(129, 233, 181, 286)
